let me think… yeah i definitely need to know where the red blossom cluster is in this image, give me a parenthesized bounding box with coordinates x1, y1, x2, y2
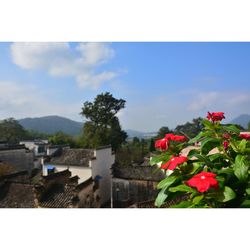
(155, 133, 187, 151)
(155, 133, 188, 171)
(207, 112, 225, 122)
(240, 133, 250, 140)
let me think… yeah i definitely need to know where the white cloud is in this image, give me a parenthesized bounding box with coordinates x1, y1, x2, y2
(187, 90, 250, 112)
(10, 42, 117, 89)
(0, 81, 81, 120)
(188, 91, 219, 111)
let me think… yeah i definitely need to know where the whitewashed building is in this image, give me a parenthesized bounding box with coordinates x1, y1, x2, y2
(42, 146, 115, 205)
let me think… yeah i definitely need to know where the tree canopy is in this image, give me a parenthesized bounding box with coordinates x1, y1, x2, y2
(80, 92, 127, 151)
(174, 117, 203, 139)
(0, 118, 26, 144)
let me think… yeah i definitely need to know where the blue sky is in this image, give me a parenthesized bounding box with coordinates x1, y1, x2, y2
(0, 42, 250, 132)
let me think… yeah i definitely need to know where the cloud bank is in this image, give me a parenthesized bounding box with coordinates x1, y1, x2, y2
(10, 42, 117, 89)
(0, 81, 81, 120)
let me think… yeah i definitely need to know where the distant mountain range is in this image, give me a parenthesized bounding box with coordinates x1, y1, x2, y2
(18, 116, 83, 136)
(18, 115, 157, 138)
(17, 113, 250, 138)
(230, 114, 250, 129)
(125, 129, 157, 139)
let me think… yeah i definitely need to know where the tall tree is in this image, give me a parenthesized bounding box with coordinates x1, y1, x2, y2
(174, 117, 203, 139)
(80, 92, 127, 151)
(0, 118, 26, 144)
(156, 126, 173, 139)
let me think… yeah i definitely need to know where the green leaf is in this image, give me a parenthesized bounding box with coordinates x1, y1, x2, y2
(222, 186, 236, 202)
(150, 156, 161, 166)
(209, 153, 223, 162)
(223, 125, 240, 135)
(188, 131, 206, 144)
(238, 139, 247, 152)
(201, 137, 221, 155)
(202, 119, 213, 129)
(233, 155, 248, 182)
(157, 175, 178, 190)
(169, 184, 196, 193)
(187, 149, 201, 159)
(169, 200, 192, 208)
(246, 188, 250, 195)
(190, 162, 203, 175)
(192, 195, 204, 205)
(240, 200, 250, 208)
(155, 187, 168, 207)
(188, 151, 211, 167)
(230, 142, 239, 153)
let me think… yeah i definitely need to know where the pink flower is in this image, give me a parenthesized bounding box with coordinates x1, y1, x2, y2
(240, 133, 250, 140)
(207, 112, 225, 122)
(186, 172, 218, 193)
(223, 133, 231, 139)
(155, 138, 169, 151)
(161, 156, 187, 170)
(223, 141, 229, 150)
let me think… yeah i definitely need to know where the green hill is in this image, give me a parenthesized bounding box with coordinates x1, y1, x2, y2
(18, 116, 83, 136)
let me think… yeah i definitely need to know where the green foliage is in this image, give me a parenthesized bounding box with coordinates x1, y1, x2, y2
(0, 118, 26, 144)
(48, 131, 77, 147)
(24, 129, 50, 140)
(80, 92, 127, 151)
(149, 138, 155, 152)
(156, 127, 173, 139)
(150, 112, 250, 208)
(174, 117, 203, 139)
(116, 139, 150, 167)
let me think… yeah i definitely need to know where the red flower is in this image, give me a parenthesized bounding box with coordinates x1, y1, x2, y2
(161, 156, 187, 170)
(223, 141, 229, 150)
(207, 112, 225, 122)
(223, 133, 231, 139)
(186, 172, 218, 193)
(165, 133, 187, 142)
(155, 138, 169, 151)
(240, 133, 250, 140)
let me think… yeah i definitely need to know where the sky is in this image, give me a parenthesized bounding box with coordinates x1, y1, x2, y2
(0, 42, 250, 132)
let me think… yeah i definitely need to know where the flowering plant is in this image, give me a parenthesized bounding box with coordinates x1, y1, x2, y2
(150, 112, 250, 208)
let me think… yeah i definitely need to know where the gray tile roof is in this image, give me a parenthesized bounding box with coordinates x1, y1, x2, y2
(38, 184, 77, 208)
(50, 148, 94, 166)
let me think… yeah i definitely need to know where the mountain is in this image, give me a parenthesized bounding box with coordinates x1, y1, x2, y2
(18, 116, 83, 136)
(125, 129, 157, 139)
(230, 114, 250, 129)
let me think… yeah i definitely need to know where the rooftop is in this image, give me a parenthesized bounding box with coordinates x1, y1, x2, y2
(49, 148, 95, 167)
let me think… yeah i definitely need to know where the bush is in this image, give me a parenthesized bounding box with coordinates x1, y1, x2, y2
(151, 112, 250, 208)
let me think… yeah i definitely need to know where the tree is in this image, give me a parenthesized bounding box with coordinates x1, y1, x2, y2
(48, 131, 76, 147)
(248, 121, 250, 131)
(156, 126, 173, 139)
(149, 138, 155, 152)
(0, 118, 26, 144)
(174, 117, 203, 139)
(80, 92, 127, 151)
(132, 137, 140, 145)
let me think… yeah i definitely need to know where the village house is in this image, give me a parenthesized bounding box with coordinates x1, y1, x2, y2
(42, 145, 115, 206)
(0, 143, 34, 173)
(0, 169, 100, 208)
(19, 139, 49, 157)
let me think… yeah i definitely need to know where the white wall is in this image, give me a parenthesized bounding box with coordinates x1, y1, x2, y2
(46, 147, 58, 156)
(90, 147, 115, 205)
(43, 164, 92, 183)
